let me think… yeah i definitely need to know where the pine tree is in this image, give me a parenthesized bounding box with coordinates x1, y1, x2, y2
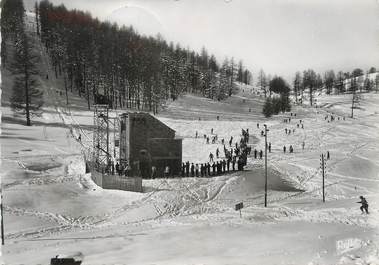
(262, 97, 273, 117)
(293, 72, 302, 103)
(217, 59, 229, 100)
(257, 69, 267, 97)
(335, 71, 345, 94)
(1, 0, 25, 65)
(324, 70, 335, 94)
(10, 34, 43, 126)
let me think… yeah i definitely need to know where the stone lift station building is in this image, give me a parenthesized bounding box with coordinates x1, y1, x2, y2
(90, 108, 182, 192)
(119, 112, 182, 179)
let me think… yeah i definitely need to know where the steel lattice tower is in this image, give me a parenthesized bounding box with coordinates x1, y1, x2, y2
(93, 104, 110, 170)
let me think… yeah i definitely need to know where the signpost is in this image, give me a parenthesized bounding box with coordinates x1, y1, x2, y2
(235, 202, 244, 218)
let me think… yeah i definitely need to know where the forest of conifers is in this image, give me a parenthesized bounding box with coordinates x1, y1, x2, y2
(37, 0, 251, 111)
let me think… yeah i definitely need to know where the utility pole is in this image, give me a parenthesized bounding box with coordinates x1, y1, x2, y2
(264, 124, 269, 207)
(321, 153, 325, 202)
(1, 187, 5, 245)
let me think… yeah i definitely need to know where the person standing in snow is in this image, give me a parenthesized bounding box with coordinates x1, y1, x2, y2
(209, 152, 214, 162)
(327, 151, 330, 160)
(268, 142, 272, 153)
(186, 161, 190, 177)
(181, 163, 185, 177)
(115, 162, 120, 175)
(151, 166, 157, 179)
(283, 146, 286, 153)
(357, 196, 369, 214)
(164, 165, 170, 178)
(212, 163, 216, 176)
(216, 148, 220, 159)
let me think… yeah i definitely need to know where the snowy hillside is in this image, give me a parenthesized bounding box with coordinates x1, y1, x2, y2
(1, 7, 379, 265)
(1, 85, 379, 264)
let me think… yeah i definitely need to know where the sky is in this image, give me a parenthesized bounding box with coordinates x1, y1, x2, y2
(25, 0, 379, 81)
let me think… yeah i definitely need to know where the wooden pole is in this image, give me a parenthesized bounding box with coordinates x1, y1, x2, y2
(321, 153, 325, 202)
(264, 124, 268, 207)
(1, 188, 5, 245)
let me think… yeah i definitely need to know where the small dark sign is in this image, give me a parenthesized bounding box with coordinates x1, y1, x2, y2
(235, 202, 244, 211)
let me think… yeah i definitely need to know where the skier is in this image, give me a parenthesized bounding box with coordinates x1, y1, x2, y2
(254, 149, 257, 159)
(211, 128, 214, 134)
(283, 146, 286, 153)
(259, 150, 263, 159)
(327, 151, 330, 160)
(195, 164, 199, 177)
(357, 196, 369, 214)
(268, 142, 271, 153)
(216, 148, 220, 159)
(302, 141, 305, 150)
(190, 163, 195, 177)
(195, 131, 198, 138)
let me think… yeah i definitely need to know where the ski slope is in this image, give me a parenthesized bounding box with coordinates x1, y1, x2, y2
(1, 12, 379, 264)
(1, 88, 379, 264)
